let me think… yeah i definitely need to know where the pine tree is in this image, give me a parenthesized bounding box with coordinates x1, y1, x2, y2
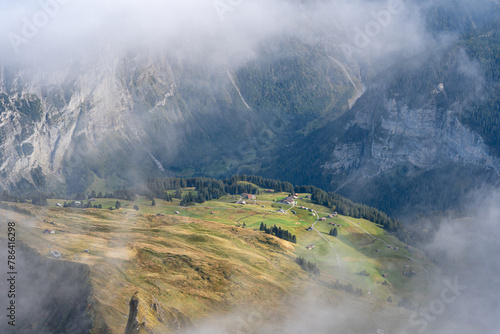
(152, 199, 156, 206)
(174, 189, 182, 199)
(115, 201, 121, 209)
(333, 228, 338, 237)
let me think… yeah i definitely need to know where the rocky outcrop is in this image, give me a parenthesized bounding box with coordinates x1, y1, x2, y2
(124, 292, 192, 334)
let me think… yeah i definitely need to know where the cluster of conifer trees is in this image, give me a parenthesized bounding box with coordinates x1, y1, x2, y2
(0, 190, 49, 206)
(302, 186, 403, 232)
(295, 257, 320, 276)
(135, 175, 403, 233)
(63, 201, 102, 209)
(259, 223, 296, 243)
(2, 173, 403, 235)
(332, 279, 363, 297)
(329, 228, 338, 236)
(84, 189, 136, 201)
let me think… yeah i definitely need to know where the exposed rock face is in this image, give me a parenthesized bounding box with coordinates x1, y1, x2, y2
(0, 39, 358, 195)
(0, 55, 265, 193)
(272, 34, 500, 217)
(1, 16, 499, 219)
(124, 291, 192, 334)
(324, 96, 499, 181)
(314, 81, 500, 216)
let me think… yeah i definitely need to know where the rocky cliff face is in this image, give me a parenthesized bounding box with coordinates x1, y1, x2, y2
(319, 90, 500, 215)
(0, 53, 267, 193)
(271, 28, 500, 217)
(0, 37, 358, 195)
(1, 9, 499, 219)
(324, 93, 498, 181)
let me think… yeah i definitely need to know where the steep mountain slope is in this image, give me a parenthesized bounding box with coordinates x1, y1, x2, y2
(275, 24, 500, 217)
(0, 37, 357, 195)
(1, 1, 499, 220)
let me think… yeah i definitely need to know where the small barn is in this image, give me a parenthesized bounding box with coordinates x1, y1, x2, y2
(280, 197, 294, 205)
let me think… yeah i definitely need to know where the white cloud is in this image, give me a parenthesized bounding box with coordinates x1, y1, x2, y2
(0, 0, 434, 72)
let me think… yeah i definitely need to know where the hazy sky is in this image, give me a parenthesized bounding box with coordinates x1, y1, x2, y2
(0, 0, 433, 71)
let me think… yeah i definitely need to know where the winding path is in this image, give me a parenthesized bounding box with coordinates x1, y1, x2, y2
(311, 209, 342, 270)
(171, 198, 429, 277)
(339, 216, 430, 277)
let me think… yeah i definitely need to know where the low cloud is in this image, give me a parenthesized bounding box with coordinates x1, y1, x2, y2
(0, 0, 446, 73)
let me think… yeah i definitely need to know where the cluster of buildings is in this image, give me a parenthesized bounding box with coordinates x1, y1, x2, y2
(242, 193, 257, 200)
(280, 193, 301, 205)
(280, 197, 294, 205)
(237, 193, 257, 205)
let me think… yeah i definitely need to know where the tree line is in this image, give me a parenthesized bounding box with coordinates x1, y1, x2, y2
(260, 223, 297, 243)
(134, 175, 403, 234)
(223, 176, 403, 233)
(295, 257, 320, 276)
(1, 190, 49, 206)
(332, 279, 363, 297)
(1, 173, 404, 236)
(134, 176, 261, 203)
(63, 201, 103, 209)
(298, 185, 404, 233)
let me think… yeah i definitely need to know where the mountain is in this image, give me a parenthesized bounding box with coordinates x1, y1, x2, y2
(274, 24, 500, 216)
(0, 37, 359, 194)
(0, 0, 499, 220)
(1, 2, 500, 333)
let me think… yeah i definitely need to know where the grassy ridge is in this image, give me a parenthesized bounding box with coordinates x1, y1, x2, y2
(3, 183, 437, 333)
